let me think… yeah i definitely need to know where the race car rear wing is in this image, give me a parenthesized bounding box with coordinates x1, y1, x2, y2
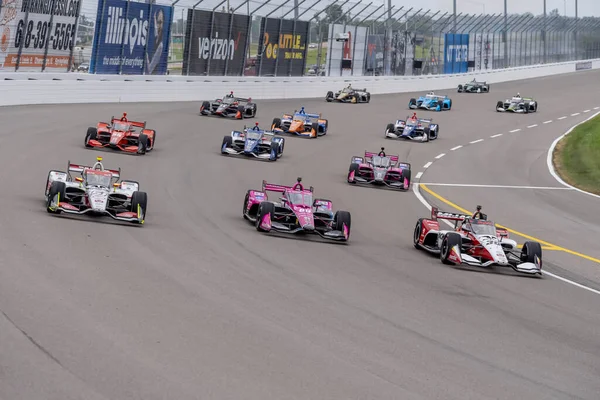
(108, 118, 146, 129)
(262, 179, 314, 193)
(430, 206, 468, 221)
(364, 151, 399, 162)
(68, 160, 121, 179)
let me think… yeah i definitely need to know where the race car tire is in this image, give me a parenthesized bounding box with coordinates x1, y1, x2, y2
(85, 127, 97, 148)
(413, 218, 425, 249)
(485, 84, 490, 93)
(524, 102, 530, 114)
(147, 130, 156, 151)
(221, 136, 232, 153)
(200, 101, 211, 115)
(366, 93, 371, 103)
(271, 117, 282, 130)
(385, 123, 395, 137)
(251, 104, 257, 117)
(276, 137, 285, 155)
(46, 181, 66, 214)
(256, 201, 275, 232)
(423, 127, 430, 142)
(325, 91, 334, 102)
(440, 232, 462, 265)
(520, 241, 542, 265)
(237, 105, 246, 119)
(408, 98, 417, 108)
(131, 191, 148, 217)
(311, 122, 319, 138)
(269, 142, 279, 161)
(496, 101, 503, 111)
(457, 85, 463, 93)
(402, 168, 412, 189)
(137, 133, 149, 154)
(243, 191, 250, 219)
(347, 163, 360, 183)
(334, 210, 351, 238)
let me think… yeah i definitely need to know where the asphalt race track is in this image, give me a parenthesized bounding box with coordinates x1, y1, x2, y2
(1, 70, 600, 400)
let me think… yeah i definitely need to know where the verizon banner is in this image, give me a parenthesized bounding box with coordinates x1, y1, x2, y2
(182, 9, 250, 76)
(256, 17, 309, 76)
(325, 23, 367, 77)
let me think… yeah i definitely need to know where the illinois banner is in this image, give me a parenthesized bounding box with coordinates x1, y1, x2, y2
(443, 33, 469, 74)
(0, 0, 81, 71)
(182, 9, 250, 76)
(325, 23, 367, 77)
(89, 0, 173, 74)
(257, 17, 309, 76)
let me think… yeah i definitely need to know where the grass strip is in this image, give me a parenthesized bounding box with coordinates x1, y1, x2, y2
(553, 114, 600, 194)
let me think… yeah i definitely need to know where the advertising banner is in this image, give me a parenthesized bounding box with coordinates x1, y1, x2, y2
(365, 34, 384, 75)
(325, 23, 367, 77)
(182, 9, 250, 76)
(443, 33, 469, 74)
(257, 17, 309, 76)
(0, 0, 81, 71)
(89, 0, 172, 74)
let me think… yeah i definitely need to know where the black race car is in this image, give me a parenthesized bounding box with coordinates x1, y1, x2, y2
(325, 85, 370, 103)
(457, 79, 490, 93)
(199, 92, 257, 119)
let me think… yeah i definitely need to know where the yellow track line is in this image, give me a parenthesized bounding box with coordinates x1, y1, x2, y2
(420, 183, 600, 264)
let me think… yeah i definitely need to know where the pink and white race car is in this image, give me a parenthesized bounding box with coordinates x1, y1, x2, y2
(242, 177, 351, 242)
(347, 147, 411, 190)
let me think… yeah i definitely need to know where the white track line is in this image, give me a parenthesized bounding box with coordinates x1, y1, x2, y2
(543, 120, 553, 124)
(571, 112, 580, 116)
(470, 139, 484, 144)
(412, 183, 600, 296)
(415, 172, 423, 179)
(419, 183, 573, 190)
(527, 124, 538, 128)
(595, 107, 600, 110)
(558, 116, 567, 120)
(450, 145, 463, 150)
(423, 162, 433, 168)
(490, 133, 502, 138)
(584, 109, 590, 113)
(435, 153, 446, 159)
(547, 110, 600, 200)
(509, 128, 521, 133)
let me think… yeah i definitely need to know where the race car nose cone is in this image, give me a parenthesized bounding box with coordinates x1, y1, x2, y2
(302, 224, 315, 231)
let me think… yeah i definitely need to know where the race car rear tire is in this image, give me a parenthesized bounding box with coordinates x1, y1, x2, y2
(137, 133, 148, 154)
(131, 191, 148, 217)
(440, 232, 462, 265)
(520, 241, 542, 265)
(334, 210, 351, 238)
(325, 91, 334, 102)
(256, 201, 275, 232)
(385, 123, 395, 137)
(200, 101, 210, 115)
(85, 127, 97, 148)
(413, 218, 425, 249)
(46, 181, 66, 214)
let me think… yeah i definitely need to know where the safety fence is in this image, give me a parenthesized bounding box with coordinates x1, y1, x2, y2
(1, 0, 600, 77)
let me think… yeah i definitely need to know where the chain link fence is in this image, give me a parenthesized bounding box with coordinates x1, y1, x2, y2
(1, 0, 600, 75)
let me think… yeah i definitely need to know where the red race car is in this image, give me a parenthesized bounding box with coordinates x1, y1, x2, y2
(413, 207, 542, 276)
(85, 113, 156, 155)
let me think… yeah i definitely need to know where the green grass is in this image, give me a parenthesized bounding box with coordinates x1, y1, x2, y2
(553, 114, 600, 194)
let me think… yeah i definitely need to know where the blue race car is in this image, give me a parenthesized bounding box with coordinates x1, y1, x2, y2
(221, 123, 285, 161)
(271, 107, 328, 138)
(384, 113, 439, 142)
(408, 92, 452, 111)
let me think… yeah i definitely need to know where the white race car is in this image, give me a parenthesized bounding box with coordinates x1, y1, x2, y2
(45, 156, 147, 225)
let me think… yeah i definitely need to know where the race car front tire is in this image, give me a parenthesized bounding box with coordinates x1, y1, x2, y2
(440, 232, 462, 265)
(325, 91, 334, 102)
(256, 202, 275, 232)
(137, 133, 149, 154)
(47, 181, 66, 214)
(272, 117, 282, 130)
(385, 123, 395, 137)
(131, 191, 148, 221)
(520, 241, 542, 265)
(311, 122, 319, 138)
(413, 218, 425, 249)
(402, 168, 411, 189)
(269, 142, 279, 161)
(496, 101, 503, 112)
(348, 163, 360, 183)
(221, 136, 233, 153)
(200, 101, 211, 115)
(334, 211, 351, 239)
(85, 127, 97, 147)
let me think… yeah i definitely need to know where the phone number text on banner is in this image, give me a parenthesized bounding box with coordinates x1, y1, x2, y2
(89, 0, 173, 75)
(0, 0, 80, 71)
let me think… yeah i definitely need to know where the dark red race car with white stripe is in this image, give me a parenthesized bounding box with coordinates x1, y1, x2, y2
(413, 207, 542, 276)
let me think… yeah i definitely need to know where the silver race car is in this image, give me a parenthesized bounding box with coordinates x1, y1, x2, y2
(45, 156, 147, 225)
(221, 123, 285, 161)
(496, 93, 538, 113)
(385, 113, 439, 142)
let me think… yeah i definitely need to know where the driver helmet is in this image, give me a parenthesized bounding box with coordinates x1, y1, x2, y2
(252, 122, 260, 130)
(293, 177, 304, 191)
(120, 112, 128, 121)
(227, 91, 234, 97)
(299, 106, 305, 114)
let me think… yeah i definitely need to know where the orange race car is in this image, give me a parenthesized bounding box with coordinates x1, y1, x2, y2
(84, 113, 156, 155)
(270, 107, 328, 138)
